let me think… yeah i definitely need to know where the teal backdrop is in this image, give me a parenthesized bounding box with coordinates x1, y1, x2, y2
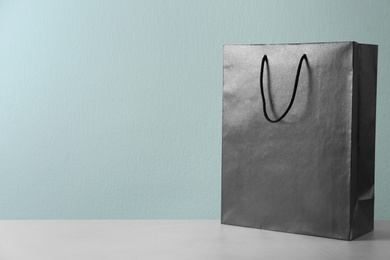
(0, 0, 389, 219)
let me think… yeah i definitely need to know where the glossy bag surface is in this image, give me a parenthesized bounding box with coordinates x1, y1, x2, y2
(221, 42, 377, 240)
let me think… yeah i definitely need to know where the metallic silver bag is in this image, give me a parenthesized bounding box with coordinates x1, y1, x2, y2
(221, 42, 378, 240)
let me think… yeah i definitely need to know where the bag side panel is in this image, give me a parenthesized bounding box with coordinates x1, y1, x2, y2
(349, 43, 377, 240)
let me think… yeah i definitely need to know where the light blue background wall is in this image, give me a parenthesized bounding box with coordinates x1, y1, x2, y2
(0, 0, 389, 219)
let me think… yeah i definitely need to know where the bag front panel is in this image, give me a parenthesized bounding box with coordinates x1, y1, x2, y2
(222, 42, 354, 239)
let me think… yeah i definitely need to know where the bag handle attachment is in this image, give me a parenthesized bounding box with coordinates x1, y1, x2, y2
(260, 54, 308, 123)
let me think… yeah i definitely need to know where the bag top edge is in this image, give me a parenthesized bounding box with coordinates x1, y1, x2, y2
(223, 41, 378, 47)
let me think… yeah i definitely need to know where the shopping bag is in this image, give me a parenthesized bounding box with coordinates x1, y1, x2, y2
(221, 42, 378, 240)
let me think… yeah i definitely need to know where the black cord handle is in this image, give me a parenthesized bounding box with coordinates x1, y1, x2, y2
(260, 54, 307, 123)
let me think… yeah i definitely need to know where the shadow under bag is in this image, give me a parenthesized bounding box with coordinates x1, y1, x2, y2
(221, 42, 378, 240)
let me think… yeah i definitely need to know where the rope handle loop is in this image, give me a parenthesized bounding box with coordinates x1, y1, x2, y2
(260, 54, 308, 123)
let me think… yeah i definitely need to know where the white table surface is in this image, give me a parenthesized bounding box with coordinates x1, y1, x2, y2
(0, 220, 388, 260)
